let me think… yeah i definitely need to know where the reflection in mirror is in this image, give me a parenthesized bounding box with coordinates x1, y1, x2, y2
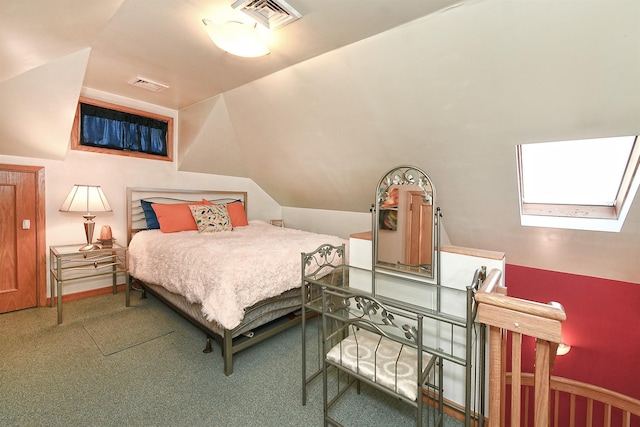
(373, 165, 441, 282)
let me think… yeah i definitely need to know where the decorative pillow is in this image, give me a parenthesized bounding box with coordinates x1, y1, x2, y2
(189, 204, 232, 233)
(226, 201, 249, 227)
(151, 203, 198, 233)
(201, 199, 249, 227)
(140, 200, 160, 230)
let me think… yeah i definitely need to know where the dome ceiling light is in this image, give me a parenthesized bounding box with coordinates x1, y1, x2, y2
(202, 18, 270, 58)
(202, 0, 301, 58)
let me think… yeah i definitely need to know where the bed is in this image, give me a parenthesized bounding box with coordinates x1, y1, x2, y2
(126, 187, 347, 375)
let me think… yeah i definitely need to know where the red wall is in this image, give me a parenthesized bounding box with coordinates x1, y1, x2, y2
(505, 264, 640, 400)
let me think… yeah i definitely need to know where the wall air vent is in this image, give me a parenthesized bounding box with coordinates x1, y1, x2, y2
(127, 76, 170, 92)
(232, 0, 302, 30)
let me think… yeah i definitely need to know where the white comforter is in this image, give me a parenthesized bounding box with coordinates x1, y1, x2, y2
(128, 220, 347, 330)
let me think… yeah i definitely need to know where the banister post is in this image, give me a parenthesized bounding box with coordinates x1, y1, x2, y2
(533, 340, 552, 427)
(475, 269, 566, 427)
(487, 325, 503, 427)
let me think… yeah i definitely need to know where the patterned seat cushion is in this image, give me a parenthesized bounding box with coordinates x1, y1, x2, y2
(326, 327, 432, 401)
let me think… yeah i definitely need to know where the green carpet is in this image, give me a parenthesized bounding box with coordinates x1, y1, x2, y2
(0, 292, 465, 427)
(82, 304, 174, 355)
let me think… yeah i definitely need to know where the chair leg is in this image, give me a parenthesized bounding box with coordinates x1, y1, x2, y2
(417, 385, 422, 427)
(322, 360, 329, 427)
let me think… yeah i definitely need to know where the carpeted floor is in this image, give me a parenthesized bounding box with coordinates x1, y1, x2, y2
(0, 292, 464, 426)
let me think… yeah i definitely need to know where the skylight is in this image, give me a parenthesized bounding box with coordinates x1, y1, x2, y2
(517, 135, 640, 232)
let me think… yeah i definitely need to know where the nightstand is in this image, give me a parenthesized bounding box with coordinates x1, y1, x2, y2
(49, 243, 128, 324)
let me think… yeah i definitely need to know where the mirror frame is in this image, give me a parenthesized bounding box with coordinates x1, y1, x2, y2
(372, 165, 441, 283)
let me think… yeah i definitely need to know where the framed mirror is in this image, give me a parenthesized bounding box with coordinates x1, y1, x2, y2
(372, 165, 441, 282)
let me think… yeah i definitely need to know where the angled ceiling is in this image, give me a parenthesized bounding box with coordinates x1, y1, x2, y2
(1, 0, 465, 110)
(0, 0, 464, 160)
(1, 0, 639, 283)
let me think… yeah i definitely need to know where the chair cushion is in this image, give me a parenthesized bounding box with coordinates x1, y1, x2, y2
(326, 328, 432, 401)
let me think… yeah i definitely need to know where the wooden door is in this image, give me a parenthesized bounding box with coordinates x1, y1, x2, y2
(405, 191, 433, 267)
(0, 166, 45, 313)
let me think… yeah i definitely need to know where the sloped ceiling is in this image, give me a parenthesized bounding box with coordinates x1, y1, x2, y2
(221, 0, 640, 282)
(179, 95, 247, 176)
(0, 49, 90, 159)
(0, 0, 463, 160)
(0, 0, 639, 283)
(224, 0, 640, 213)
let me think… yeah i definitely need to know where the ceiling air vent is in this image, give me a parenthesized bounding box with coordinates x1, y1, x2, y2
(232, 0, 302, 30)
(127, 76, 170, 92)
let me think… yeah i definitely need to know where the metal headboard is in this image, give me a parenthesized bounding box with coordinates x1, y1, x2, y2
(126, 187, 248, 244)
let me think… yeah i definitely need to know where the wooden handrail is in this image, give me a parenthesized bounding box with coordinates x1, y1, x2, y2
(507, 373, 640, 427)
(475, 269, 567, 427)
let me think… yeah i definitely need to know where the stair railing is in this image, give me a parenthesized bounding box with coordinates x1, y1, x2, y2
(474, 269, 567, 427)
(506, 373, 640, 427)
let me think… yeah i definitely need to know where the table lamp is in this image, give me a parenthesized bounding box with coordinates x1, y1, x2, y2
(59, 185, 112, 251)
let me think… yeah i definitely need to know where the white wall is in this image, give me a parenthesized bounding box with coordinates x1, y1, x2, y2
(3, 1, 639, 285)
(0, 149, 282, 296)
(220, 0, 640, 284)
(0, 88, 283, 297)
(281, 206, 370, 240)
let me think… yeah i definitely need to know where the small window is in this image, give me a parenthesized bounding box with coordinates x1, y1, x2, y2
(517, 136, 640, 232)
(71, 97, 173, 162)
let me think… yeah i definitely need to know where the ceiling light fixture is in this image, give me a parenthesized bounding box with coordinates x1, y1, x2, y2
(202, 18, 270, 58)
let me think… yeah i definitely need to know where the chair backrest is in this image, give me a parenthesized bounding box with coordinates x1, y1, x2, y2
(322, 287, 423, 348)
(301, 243, 346, 286)
(321, 287, 428, 401)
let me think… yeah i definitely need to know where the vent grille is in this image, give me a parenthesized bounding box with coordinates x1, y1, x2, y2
(127, 77, 170, 92)
(232, 0, 301, 30)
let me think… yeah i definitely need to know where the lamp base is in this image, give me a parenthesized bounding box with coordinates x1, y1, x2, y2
(79, 243, 101, 252)
(79, 214, 99, 252)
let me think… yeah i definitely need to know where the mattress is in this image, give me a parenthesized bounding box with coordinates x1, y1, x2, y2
(140, 281, 302, 338)
(129, 220, 347, 329)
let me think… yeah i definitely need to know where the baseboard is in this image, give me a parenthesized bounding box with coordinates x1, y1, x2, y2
(440, 398, 481, 427)
(423, 390, 482, 426)
(46, 283, 127, 305)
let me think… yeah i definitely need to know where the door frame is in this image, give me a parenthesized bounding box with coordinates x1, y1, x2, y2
(0, 164, 47, 307)
(404, 190, 433, 267)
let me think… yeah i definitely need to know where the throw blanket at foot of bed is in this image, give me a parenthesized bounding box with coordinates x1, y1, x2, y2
(129, 220, 347, 330)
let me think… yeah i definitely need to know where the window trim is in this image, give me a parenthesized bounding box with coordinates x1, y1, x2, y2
(71, 96, 174, 162)
(516, 136, 640, 232)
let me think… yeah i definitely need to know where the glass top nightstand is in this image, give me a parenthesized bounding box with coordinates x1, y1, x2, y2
(49, 243, 128, 324)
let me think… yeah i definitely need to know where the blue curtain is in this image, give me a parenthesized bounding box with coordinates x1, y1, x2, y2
(80, 104, 168, 156)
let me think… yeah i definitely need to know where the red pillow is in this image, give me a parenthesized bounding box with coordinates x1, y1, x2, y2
(151, 203, 198, 233)
(226, 201, 249, 227)
(201, 199, 248, 227)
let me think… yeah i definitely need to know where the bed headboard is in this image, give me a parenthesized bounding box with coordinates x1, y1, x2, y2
(126, 187, 248, 244)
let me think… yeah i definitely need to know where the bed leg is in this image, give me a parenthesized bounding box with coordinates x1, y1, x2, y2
(223, 330, 233, 376)
(203, 337, 213, 354)
(130, 279, 147, 299)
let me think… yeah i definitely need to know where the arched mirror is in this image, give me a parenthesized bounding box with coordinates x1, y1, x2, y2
(372, 165, 441, 282)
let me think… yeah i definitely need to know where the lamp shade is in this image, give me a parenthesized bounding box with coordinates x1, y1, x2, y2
(59, 185, 112, 214)
(202, 18, 270, 58)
